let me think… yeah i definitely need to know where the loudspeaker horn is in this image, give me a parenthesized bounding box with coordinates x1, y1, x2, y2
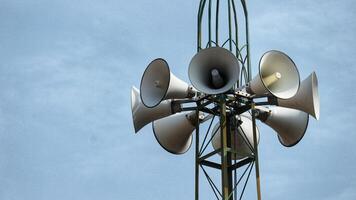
(131, 86, 180, 133)
(275, 72, 320, 120)
(211, 114, 260, 160)
(152, 111, 210, 154)
(188, 47, 240, 94)
(247, 50, 300, 99)
(256, 106, 309, 147)
(140, 58, 195, 108)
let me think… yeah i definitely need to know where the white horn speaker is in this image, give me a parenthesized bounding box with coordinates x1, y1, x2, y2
(276, 72, 320, 120)
(211, 114, 260, 160)
(140, 58, 195, 108)
(131, 86, 179, 133)
(188, 47, 240, 94)
(247, 50, 300, 99)
(257, 106, 309, 147)
(152, 111, 206, 154)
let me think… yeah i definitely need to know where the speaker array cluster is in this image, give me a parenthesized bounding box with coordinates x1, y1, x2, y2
(131, 46, 319, 156)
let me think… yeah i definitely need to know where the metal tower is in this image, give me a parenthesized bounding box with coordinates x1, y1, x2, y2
(193, 1, 261, 200)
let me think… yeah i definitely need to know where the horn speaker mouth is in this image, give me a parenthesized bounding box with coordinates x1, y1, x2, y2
(152, 122, 193, 155)
(188, 47, 240, 94)
(259, 50, 300, 99)
(140, 58, 170, 108)
(278, 114, 309, 147)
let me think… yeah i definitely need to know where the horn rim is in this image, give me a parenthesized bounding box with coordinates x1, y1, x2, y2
(152, 121, 193, 155)
(278, 112, 309, 147)
(258, 50, 301, 99)
(140, 58, 171, 108)
(130, 86, 140, 133)
(311, 72, 320, 120)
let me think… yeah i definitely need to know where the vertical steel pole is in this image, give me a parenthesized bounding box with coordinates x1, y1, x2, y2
(251, 103, 262, 200)
(240, 0, 252, 81)
(220, 96, 232, 200)
(227, 115, 233, 200)
(195, 109, 200, 200)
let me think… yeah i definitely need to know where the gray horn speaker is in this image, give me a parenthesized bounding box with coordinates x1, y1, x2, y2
(152, 111, 210, 154)
(140, 58, 195, 108)
(247, 50, 300, 99)
(188, 47, 240, 94)
(276, 72, 320, 120)
(256, 106, 309, 147)
(211, 114, 260, 160)
(131, 86, 180, 133)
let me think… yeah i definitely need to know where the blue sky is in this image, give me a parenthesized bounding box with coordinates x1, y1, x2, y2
(0, 0, 355, 200)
